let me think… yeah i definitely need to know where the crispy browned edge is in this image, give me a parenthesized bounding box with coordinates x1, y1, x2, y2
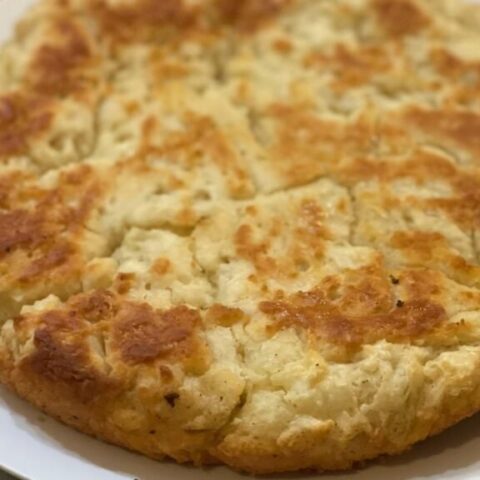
(1, 345, 480, 475)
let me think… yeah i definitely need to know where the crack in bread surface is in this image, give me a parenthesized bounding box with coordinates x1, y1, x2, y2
(2, 0, 480, 475)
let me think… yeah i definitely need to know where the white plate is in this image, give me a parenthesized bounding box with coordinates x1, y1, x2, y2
(2, 1, 480, 479)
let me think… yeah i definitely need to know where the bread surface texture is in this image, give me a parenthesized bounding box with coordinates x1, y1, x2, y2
(1, 0, 480, 474)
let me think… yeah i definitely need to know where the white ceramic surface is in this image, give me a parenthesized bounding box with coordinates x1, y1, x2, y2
(1, 1, 480, 479)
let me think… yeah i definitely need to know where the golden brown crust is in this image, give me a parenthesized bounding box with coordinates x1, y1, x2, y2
(112, 304, 202, 364)
(0, 93, 53, 158)
(25, 18, 97, 97)
(215, 0, 291, 31)
(88, 0, 197, 43)
(0, 164, 109, 320)
(2, 0, 480, 475)
(27, 325, 108, 399)
(406, 108, 480, 161)
(260, 293, 449, 346)
(371, 0, 430, 37)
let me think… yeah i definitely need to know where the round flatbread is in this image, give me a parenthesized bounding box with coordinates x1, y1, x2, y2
(1, 0, 480, 474)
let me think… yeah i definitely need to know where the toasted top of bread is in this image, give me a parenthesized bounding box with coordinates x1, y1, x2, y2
(1, 0, 480, 474)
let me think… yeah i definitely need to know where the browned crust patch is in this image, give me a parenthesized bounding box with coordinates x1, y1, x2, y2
(260, 289, 450, 345)
(112, 303, 202, 364)
(371, 0, 430, 37)
(0, 93, 53, 158)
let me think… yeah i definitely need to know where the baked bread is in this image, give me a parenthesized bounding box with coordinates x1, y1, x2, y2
(1, 0, 480, 474)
